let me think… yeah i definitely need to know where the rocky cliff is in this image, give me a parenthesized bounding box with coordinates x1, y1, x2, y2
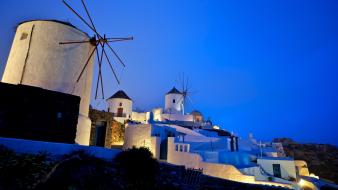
(273, 138, 338, 183)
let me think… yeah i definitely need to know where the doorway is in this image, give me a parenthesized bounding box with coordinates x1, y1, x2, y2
(94, 121, 107, 147)
(273, 164, 282, 178)
(160, 139, 168, 160)
(117, 107, 123, 117)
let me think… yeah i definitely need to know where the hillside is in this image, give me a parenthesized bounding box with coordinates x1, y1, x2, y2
(273, 138, 338, 183)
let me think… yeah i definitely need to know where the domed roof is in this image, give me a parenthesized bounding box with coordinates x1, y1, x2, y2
(191, 110, 202, 116)
(166, 87, 182, 95)
(107, 90, 132, 100)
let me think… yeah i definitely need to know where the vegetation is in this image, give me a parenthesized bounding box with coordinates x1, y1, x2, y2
(113, 147, 160, 190)
(0, 145, 53, 190)
(0, 145, 289, 190)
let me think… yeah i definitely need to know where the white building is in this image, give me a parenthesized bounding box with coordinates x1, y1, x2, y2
(123, 123, 311, 189)
(257, 157, 297, 181)
(107, 90, 133, 123)
(1, 20, 94, 145)
(164, 87, 184, 114)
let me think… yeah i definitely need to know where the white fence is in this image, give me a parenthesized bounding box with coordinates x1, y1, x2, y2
(0, 137, 121, 160)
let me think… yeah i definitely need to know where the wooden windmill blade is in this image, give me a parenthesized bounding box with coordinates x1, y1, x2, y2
(106, 37, 134, 40)
(60, 0, 133, 99)
(176, 73, 198, 113)
(59, 40, 91, 45)
(76, 43, 98, 82)
(80, 0, 97, 32)
(102, 47, 120, 84)
(95, 43, 105, 99)
(62, 0, 100, 38)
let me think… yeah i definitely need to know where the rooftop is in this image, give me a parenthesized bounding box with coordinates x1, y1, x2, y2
(258, 157, 294, 161)
(107, 90, 132, 100)
(166, 87, 182, 95)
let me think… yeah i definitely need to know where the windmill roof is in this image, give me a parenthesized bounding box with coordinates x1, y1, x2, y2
(166, 87, 182, 95)
(17, 20, 90, 38)
(107, 90, 132, 100)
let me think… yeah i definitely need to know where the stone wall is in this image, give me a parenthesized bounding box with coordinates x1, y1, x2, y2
(89, 109, 125, 148)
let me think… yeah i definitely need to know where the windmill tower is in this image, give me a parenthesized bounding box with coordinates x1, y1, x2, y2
(165, 87, 184, 114)
(1, 0, 132, 145)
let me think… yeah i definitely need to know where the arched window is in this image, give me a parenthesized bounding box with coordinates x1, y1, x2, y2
(119, 102, 122, 106)
(173, 99, 176, 103)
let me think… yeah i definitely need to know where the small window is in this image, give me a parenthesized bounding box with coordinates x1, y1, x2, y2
(173, 99, 176, 103)
(57, 112, 62, 119)
(119, 102, 122, 106)
(175, 144, 179, 151)
(179, 145, 183, 152)
(20, 32, 28, 40)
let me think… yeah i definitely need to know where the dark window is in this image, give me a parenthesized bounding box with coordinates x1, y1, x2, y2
(175, 144, 179, 151)
(119, 102, 122, 106)
(57, 112, 62, 119)
(173, 99, 176, 103)
(20, 32, 28, 40)
(273, 164, 282, 178)
(184, 145, 188, 152)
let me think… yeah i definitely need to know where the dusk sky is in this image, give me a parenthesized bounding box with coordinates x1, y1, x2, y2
(1, 0, 338, 145)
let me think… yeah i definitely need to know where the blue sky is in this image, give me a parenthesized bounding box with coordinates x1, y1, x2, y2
(1, 0, 338, 145)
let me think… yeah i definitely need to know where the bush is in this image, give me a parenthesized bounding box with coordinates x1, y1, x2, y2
(36, 150, 115, 190)
(0, 145, 53, 190)
(113, 147, 160, 190)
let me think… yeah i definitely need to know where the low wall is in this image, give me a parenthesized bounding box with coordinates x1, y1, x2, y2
(0, 137, 121, 160)
(167, 137, 202, 168)
(200, 162, 256, 182)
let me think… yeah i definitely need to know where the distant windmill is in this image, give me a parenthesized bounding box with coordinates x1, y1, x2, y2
(176, 73, 196, 114)
(59, 0, 133, 99)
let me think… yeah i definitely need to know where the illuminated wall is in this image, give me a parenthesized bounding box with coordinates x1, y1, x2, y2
(2, 20, 94, 145)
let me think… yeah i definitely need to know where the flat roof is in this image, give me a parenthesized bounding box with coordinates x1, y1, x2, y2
(258, 157, 294, 161)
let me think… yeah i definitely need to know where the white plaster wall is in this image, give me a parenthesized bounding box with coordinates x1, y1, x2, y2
(257, 158, 297, 180)
(123, 124, 161, 159)
(161, 113, 194, 122)
(2, 20, 94, 145)
(165, 93, 183, 114)
(131, 111, 150, 123)
(123, 124, 151, 149)
(107, 98, 132, 121)
(151, 137, 161, 159)
(295, 160, 310, 176)
(167, 138, 293, 188)
(265, 152, 278, 157)
(167, 137, 202, 169)
(152, 108, 163, 121)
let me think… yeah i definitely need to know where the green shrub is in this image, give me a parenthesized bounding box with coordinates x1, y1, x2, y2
(113, 147, 160, 190)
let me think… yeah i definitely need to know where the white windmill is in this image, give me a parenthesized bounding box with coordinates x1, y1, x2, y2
(1, 0, 132, 145)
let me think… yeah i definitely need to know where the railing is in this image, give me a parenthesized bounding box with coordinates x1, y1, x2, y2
(111, 113, 127, 117)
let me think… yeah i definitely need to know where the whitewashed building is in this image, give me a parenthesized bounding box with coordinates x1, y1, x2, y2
(107, 90, 133, 123)
(1, 20, 94, 145)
